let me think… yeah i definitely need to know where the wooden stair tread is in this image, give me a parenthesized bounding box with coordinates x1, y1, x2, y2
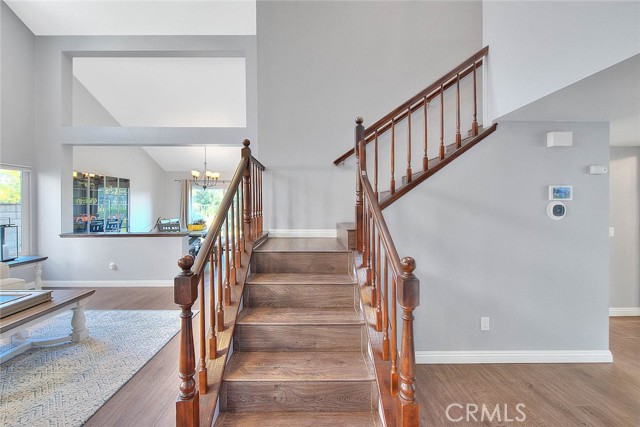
(256, 237, 349, 253)
(224, 351, 374, 382)
(238, 307, 362, 325)
(246, 273, 356, 285)
(216, 411, 380, 427)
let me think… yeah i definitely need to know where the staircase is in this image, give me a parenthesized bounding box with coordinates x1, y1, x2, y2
(215, 238, 381, 426)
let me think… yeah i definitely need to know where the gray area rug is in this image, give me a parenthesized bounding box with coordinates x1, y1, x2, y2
(0, 310, 181, 427)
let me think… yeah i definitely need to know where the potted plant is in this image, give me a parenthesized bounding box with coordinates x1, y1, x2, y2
(188, 218, 206, 231)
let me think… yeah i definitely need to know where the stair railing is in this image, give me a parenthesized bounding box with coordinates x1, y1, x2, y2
(340, 47, 491, 245)
(357, 139, 421, 426)
(174, 139, 265, 427)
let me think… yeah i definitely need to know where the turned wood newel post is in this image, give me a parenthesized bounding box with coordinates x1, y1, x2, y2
(355, 116, 364, 251)
(175, 254, 200, 427)
(397, 256, 420, 427)
(241, 139, 253, 242)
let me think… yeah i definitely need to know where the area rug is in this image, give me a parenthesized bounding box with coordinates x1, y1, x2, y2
(0, 310, 181, 427)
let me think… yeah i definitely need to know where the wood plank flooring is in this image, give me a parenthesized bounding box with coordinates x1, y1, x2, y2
(43, 287, 640, 427)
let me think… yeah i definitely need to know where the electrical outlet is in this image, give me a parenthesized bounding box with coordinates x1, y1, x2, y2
(609, 227, 615, 237)
(480, 317, 490, 331)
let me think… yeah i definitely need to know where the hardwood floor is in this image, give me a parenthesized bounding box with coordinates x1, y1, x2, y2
(52, 287, 639, 427)
(417, 317, 640, 426)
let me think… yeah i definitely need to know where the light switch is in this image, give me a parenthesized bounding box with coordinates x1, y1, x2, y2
(609, 227, 615, 237)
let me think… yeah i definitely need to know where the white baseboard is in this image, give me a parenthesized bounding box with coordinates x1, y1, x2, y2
(609, 307, 640, 317)
(416, 350, 613, 364)
(268, 229, 337, 238)
(42, 280, 173, 288)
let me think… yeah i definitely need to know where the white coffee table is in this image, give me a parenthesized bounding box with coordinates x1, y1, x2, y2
(0, 289, 95, 362)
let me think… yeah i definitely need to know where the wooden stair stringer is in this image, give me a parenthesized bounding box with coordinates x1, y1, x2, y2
(380, 122, 498, 209)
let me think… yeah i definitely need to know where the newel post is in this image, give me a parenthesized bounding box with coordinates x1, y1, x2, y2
(241, 139, 253, 242)
(397, 257, 420, 427)
(355, 116, 364, 251)
(175, 255, 200, 427)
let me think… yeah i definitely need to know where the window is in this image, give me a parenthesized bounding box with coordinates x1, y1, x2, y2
(0, 167, 31, 255)
(190, 187, 226, 227)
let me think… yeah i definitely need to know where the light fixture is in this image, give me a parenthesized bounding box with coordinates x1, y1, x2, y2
(191, 146, 220, 189)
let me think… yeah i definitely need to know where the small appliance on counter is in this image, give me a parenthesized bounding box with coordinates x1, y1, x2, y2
(1, 218, 18, 262)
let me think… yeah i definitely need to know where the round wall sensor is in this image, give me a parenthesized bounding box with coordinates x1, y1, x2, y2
(547, 201, 566, 220)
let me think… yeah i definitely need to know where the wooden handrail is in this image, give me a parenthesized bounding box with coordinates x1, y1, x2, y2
(333, 46, 488, 165)
(174, 139, 265, 427)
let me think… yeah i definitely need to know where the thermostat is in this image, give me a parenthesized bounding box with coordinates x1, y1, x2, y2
(547, 201, 566, 220)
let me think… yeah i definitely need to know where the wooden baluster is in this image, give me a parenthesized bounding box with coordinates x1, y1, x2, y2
(390, 118, 396, 194)
(359, 140, 369, 274)
(370, 217, 377, 307)
(197, 273, 207, 394)
(375, 232, 382, 332)
(423, 97, 428, 172)
(390, 274, 398, 396)
(238, 184, 245, 253)
(406, 106, 412, 183)
(368, 211, 374, 288)
(235, 190, 242, 266)
(363, 203, 370, 283)
(472, 61, 479, 136)
(208, 252, 216, 357)
(259, 168, 264, 235)
(382, 254, 390, 361)
(175, 255, 199, 427)
(242, 140, 252, 244)
(456, 73, 462, 149)
(253, 164, 258, 239)
(397, 257, 420, 426)
(216, 234, 224, 333)
(439, 85, 445, 160)
(374, 130, 379, 200)
(224, 217, 231, 305)
(230, 196, 237, 286)
(354, 117, 364, 253)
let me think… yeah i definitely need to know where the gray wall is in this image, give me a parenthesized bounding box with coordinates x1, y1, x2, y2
(257, 0, 483, 231)
(33, 35, 256, 280)
(483, 0, 640, 121)
(385, 121, 610, 351)
(0, 2, 35, 167)
(610, 147, 640, 308)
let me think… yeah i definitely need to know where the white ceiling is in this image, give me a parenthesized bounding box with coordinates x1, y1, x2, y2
(142, 145, 241, 175)
(501, 54, 640, 146)
(4, 0, 256, 36)
(73, 57, 247, 127)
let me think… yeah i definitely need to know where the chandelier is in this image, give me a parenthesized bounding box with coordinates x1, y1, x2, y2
(191, 146, 220, 189)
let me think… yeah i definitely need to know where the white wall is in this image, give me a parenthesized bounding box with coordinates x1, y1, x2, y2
(483, 1, 640, 121)
(33, 35, 256, 282)
(610, 147, 640, 308)
(0, 1, 35, 167)
(44, 235, 188, 284)
(257, 0, 483, 231)
(385, 121, 610, 355)
(73, 146, 173, 232)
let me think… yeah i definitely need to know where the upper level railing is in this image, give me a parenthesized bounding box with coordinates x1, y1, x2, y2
(334, 46, 488, 166)
(357, 139, 420, 426)
(174, 139, 264, 427)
